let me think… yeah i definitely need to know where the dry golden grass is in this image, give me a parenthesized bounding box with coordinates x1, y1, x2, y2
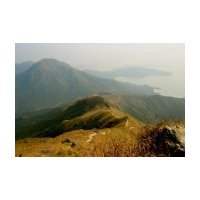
(81, 128, 137, 157)
(16, 126, 139, 157)
(16, 121, 184, 157)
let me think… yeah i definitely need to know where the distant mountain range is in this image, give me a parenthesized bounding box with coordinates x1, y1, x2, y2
(15, 59, 156, 115)
(104, 94, 185, 123)
(85, 67, 171, 79)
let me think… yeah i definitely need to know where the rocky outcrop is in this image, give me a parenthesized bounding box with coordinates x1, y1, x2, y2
(135, 126, 185, 157)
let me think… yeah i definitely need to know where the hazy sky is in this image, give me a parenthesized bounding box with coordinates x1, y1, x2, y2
(15, 43, 184, 71)
(15, 43, 185, 97)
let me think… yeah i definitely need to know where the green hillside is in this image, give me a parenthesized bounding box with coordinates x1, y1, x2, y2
(103, 94, 185, 123)
(16, 95, 184, 140)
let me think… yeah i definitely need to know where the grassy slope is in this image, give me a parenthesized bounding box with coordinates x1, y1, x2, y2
(16, 94, 185, 139)
(15, 95, 185, 157)
(16, 121, 184, 157)
(16, 121, 142, 157)
(104, 94, 185, 123)
(16, 96, 141, 139)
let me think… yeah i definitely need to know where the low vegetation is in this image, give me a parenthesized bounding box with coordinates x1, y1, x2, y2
(15, 96, 185, 157)
(16, 121, 184, 157)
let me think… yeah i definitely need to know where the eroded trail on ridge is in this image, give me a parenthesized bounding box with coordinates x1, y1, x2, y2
(85, 118, 137, 144)
(86, 132, 97, 143)
(125, 119, 129, 128)
(86, 129, 109, 143)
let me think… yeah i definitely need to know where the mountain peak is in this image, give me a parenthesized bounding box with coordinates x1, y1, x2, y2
(62, 95, 112, 120)
(28, 58, 73, 73)
(16, 58, 157, 115)
(37, 58, 64, 64)
(70, 95, 113, 108)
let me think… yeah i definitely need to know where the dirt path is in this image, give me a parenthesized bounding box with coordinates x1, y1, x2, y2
(129, 126, 135, 132)
(100, 131, 106, 135)
(86, 132, 97, 143)
(125, 119, 129, 128)
(86, 127, 114, 143)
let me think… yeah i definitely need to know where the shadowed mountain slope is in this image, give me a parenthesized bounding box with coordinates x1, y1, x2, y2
(15, 95, 185, 157)
(102, 94, 185, 123)
(16, 96, 142, 139)
(16, 95, 184, 140)
(15, 61, 34, 75)
(16, 59, 155, 115)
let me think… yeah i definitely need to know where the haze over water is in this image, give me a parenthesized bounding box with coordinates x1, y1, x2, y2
(16, 43, 185, 98)
(116, 66, 185, 98)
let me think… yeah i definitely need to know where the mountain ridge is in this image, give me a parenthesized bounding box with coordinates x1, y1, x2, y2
(16, 59, 156, 115)
(15, 61, 34, 75)
(15, 94, 185, 157)
(15, 94, 184, 140)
